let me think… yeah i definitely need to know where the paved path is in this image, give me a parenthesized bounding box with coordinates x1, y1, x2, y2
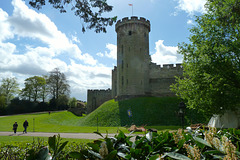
(0, 131, 138, 140)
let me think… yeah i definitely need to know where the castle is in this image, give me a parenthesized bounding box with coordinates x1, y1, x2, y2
(87, 17, 183, 113)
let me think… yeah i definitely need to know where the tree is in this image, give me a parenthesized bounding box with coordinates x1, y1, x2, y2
(47, 68, 70, 101)
(28, 0, 117, 33)
(68, 97, 77, 108)
(171, 0, 240, 115)
(21, 76, 46, 102)
(0, 77, 19, 104)
(0, 95, 7, 114)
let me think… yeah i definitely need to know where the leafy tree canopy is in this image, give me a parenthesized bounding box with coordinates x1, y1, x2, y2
(171, 0, 240, 115)
(0, 77, 19, 104)
(27, 0, 117, 33)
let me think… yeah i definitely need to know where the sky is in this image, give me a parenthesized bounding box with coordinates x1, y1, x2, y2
(0, 0, 207, 101)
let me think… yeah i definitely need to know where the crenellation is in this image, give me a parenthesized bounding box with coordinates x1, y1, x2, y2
(131, 16, 138, 20)
(115, 16, 150, 32)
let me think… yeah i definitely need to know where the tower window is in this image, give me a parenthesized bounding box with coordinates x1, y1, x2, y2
(128, 31, 132, 35)
(122, 76, 124, 86)
(122, 45, 124, 56)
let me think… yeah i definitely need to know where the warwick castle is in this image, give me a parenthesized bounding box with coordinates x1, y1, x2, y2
(87, 17, 183, 113)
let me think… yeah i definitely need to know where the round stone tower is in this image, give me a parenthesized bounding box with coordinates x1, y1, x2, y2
(115, 16, 151, 97)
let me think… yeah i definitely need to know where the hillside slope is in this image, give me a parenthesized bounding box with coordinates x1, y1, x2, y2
(79, 97, 209, 127)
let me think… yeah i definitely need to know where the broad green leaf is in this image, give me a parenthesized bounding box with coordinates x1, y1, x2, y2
(57, 141, 68, 153)
(69, 152, 85, 159)
(87, 143, 100, 152)
(88, 150, 102, 159)
(146, 132, 153, 142)
(165, 152, 191, 160)
(48, 135, 56, 151)
(193, 136, 212, 148)
(104, 150, 117, 160)
(149, 154, 160, 160)
(117, 152, 127, 159)
(94, 131, 104, 138)
(36, 147, 51, 160)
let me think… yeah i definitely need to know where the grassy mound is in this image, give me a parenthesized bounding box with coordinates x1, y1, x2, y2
(79, 97, 209, 127)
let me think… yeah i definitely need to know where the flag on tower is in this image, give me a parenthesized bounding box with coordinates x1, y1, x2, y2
(128, 4, 133, 6)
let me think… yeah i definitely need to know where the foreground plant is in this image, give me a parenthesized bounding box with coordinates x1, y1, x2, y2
(1, 128, 240, 159)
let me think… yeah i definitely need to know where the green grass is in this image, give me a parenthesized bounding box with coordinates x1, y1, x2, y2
(0, 97, 209, 133)
(79, 97, 209, 127)
(0, 111, 128, 133)
(0, 136, 92, 144)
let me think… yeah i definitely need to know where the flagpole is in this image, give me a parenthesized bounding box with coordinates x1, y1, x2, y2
(129, 4, 133, 16)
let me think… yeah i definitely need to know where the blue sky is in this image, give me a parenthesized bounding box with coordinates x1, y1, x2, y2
(0, 0, 206, 101)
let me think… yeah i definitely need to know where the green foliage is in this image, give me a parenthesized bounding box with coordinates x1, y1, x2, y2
(80, 97, 209, 127)
(68, 97, 77, 108)
(171, 0, 240, 115)
(21, 76, 46, 102)
(28, 0, 117, 33)
(1, 128, 240, 159)
(0, 77, 19, 105)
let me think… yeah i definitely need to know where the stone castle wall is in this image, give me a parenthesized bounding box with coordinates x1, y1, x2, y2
(86, 89, 112, 114)
(149, 63, 183, 96)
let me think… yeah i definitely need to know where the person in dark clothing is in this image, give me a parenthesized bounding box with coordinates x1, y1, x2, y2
(23, 120, 29, 133)
(13, 122, 18, 134)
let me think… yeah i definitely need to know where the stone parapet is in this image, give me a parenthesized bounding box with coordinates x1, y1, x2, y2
(115, 16, 150, 32)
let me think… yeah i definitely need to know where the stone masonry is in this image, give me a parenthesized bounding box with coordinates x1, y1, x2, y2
(87, 16, 183, 113)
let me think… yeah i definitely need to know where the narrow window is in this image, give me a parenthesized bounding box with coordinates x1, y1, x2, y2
(122, 45, 124, 56)
(128, 31, 132, 35)
(122, 76, 124, 86)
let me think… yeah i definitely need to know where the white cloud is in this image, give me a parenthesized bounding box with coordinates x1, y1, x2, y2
(151, 40, 183, 65)
(96, 43, 117, 60)
(104, 44, 117, 60)
(0, 9, 14, 41)
(0, 0, 110, 101)
(176, 0, 207, 16)
(96, 52, 104, 57)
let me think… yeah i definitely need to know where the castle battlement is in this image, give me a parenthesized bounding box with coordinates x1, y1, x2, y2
(115, 16, 150, 32)
(150, 63, 183, 70)
(88, 88, 111, 93)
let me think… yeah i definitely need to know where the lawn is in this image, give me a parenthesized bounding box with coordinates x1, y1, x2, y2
(0, 111, 129, 133)
(0, 97, 209, 134)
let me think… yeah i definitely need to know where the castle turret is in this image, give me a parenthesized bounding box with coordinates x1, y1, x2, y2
(115, 16, 151, 97)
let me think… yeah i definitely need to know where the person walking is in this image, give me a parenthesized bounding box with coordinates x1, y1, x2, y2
(13, 122, 18, 134)
(23, 120, 29, 133)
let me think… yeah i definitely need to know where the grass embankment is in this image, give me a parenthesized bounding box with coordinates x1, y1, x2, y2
(0, 111, 128, 133)
(79, 97, 209, 127)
